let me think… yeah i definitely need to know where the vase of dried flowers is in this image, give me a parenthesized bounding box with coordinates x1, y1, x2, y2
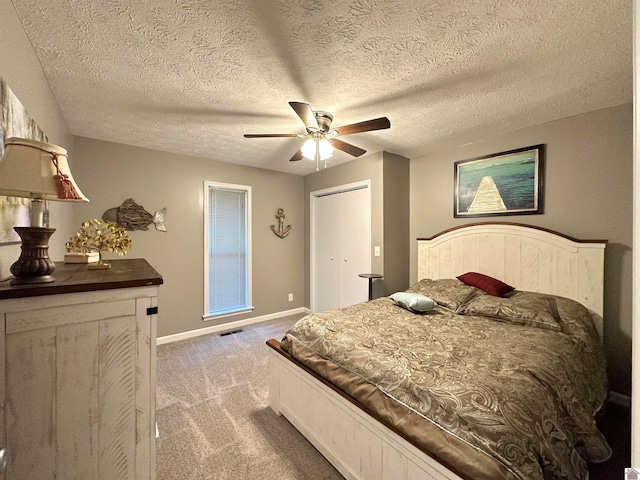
(66, 219, 133, 269)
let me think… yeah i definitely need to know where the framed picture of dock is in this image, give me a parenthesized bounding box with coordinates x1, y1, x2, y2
(454, 144, 545, 218)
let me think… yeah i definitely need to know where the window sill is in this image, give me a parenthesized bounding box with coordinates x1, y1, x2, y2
(203, 306, 254, 322)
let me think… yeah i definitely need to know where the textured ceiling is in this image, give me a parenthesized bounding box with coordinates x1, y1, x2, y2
(12, 0, 632, 175)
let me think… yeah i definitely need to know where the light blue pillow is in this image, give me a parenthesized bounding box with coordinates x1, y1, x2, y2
(389, 292, 436, 313)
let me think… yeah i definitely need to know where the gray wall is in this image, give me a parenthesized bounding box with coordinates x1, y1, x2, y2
(382, 152, 411, 296)
(71, 137, 305, 338)
(304, 151, 410, 305)
(0, 0, 76, 277)
(304, 152, 383, 307)
(409, 103, 633, 396)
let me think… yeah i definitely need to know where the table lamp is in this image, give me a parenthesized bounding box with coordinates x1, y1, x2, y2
(0, 137, 89, 285)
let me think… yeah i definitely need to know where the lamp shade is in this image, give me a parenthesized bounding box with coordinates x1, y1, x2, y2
(0, 137, 89, 202)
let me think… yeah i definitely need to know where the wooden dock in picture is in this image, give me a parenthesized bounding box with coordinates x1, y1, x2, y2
(468, 176, 507, 213)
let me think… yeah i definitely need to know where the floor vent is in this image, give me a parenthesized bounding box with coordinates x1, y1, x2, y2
(220, 329, 243, 337)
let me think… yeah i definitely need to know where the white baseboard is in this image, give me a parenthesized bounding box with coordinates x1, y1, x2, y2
(609, 390, 631, 409)
(157, 307, 310, 345)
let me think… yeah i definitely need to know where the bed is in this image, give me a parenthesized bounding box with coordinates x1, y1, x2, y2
(267, 223, 609, 480)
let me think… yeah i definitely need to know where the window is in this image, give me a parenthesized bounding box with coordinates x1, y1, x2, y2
(204, 181, 252, 320)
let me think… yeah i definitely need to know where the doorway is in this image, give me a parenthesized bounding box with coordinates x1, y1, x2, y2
(310, 181, 371, 313)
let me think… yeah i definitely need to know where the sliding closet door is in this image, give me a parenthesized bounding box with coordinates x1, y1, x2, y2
(312, 184, 371, 313)
(314, 193, 341, 312)
(338, 188, 370, 307)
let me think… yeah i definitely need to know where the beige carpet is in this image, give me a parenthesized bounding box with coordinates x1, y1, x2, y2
(156, 315, 344, 480)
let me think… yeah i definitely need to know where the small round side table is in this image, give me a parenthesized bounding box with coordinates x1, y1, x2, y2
(359, 273, 383, 301)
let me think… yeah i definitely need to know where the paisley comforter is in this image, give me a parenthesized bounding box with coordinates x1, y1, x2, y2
(281, 282, 610, 480)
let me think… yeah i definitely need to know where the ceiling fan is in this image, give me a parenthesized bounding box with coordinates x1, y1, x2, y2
(244, 102, 391, 170)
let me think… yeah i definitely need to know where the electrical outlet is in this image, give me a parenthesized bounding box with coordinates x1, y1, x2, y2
(288, 293, 293, 302)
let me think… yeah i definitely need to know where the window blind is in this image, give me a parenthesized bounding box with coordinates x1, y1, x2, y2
(207, 185, 249, 316)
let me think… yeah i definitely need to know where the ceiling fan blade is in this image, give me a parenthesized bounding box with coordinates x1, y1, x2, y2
(289, 101, 319, 130)
(289, 150, 304, 162)
(244, 133, 299, 138)
(333, 117, 390, 136)
(329, 138, 366, 157)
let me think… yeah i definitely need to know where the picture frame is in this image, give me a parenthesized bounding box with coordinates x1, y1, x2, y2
(454, 144, 545, 218)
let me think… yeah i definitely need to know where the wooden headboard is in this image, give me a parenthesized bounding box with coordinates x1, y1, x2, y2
(417, 223, 607, 340)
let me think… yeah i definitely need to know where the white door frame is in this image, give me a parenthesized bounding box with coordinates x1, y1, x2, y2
(310, 180, 372, 313)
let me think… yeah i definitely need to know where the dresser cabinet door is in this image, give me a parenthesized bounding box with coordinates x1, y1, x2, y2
(1, 289, 157, 480)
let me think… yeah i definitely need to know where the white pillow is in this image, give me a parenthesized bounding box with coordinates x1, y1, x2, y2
(389, 292, 436, 313)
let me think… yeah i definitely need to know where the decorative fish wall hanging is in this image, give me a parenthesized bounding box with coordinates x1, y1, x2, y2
(102, 198, 166, 232)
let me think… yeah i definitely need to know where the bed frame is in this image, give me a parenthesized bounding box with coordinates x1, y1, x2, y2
(268, 223, 607, 480)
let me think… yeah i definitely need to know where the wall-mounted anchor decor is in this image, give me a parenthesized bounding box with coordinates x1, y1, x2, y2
(102, 198, 166, 231)
(270, 208, 291, 239)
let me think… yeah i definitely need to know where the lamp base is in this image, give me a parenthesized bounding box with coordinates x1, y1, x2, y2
(10, 227, 56, 285)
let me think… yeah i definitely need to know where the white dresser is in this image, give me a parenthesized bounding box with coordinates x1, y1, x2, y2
(0, 258, 162, 480)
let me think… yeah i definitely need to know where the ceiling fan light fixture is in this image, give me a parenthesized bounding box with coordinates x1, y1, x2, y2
(318, 138, 334, 159)
(301, 138, 315, 159)
(301, 137, 333, 161)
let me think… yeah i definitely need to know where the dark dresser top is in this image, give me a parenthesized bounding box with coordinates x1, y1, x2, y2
(0, 258, 163, 300)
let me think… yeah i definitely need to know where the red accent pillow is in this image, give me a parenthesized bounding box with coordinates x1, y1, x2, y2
(456, 272, 515, 297)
